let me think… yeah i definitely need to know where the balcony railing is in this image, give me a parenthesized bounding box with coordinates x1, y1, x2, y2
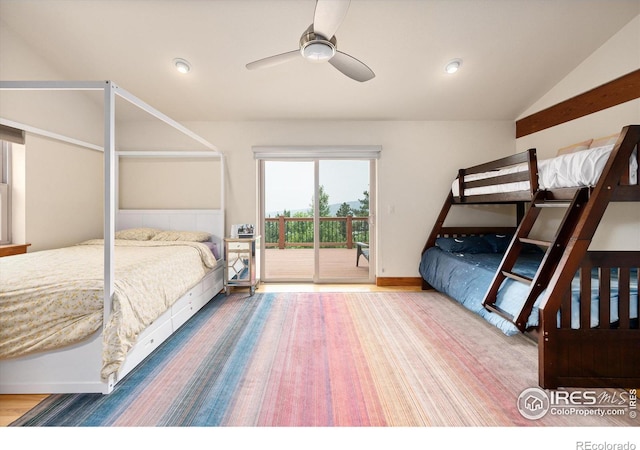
(264, 216, 369, 249)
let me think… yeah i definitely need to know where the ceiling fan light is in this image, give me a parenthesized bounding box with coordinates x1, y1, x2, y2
(173, 58, 191, 74)
(445, 59, 462, 74)
(301, 41, 336, 62)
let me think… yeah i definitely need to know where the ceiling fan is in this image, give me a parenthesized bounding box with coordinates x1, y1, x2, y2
(246, 0, 375, 82)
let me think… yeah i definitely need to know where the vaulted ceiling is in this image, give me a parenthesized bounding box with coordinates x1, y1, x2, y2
(1, 0, 638, 122)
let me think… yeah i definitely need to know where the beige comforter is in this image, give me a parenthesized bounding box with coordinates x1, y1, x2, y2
(0, 239, 217, 379)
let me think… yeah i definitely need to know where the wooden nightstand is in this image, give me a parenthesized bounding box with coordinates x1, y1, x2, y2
(0, 243, 31, 258)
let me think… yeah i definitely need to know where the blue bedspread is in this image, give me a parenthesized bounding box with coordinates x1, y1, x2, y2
(419, 247, 638, 336)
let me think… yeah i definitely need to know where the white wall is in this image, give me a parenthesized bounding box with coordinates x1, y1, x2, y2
(517, 15, 640, 157)
(2, 21, 516, 273)
(20, 15, 640, 272)
(25, 135, 103, 250)
(516, 14, 640, 249)
(0, 24, 104, 145)
(4, 12, 638, 272)
(0, 25, 105, 251)
(205, 121, 515, 278)
(119, 158, 222, 209)
(119, 120, 515, 277)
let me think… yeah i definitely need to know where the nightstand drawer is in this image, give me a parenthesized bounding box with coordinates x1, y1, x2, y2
(227, 241, 250, 251)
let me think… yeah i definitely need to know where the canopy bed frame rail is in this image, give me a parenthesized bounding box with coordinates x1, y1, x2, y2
(0, 80, 226, 394)
(421, 124, 640, 388)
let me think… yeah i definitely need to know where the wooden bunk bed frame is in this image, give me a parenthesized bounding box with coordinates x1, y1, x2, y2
(0, 80, 227, 394)
(421, 124, 640, 389)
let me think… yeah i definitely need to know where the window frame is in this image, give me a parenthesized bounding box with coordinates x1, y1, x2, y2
(0, 140, 11, 244)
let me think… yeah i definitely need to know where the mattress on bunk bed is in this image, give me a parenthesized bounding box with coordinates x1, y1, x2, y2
(451, 144, 638, 197)
(419, 244, 639, 336)
(0, 239, 217, 378)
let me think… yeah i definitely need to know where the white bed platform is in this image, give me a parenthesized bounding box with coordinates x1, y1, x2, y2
(0, 80, 226, 394)
(0, 209, 225, 395)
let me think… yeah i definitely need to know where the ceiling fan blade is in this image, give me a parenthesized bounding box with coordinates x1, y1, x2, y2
(246, 50, 300, 70)
(329, 51, 375, 82)
(313, 0, 351, 39)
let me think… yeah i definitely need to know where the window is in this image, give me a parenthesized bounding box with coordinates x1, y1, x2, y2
(0, 125, 23, 245)
(0, 141, 10, 244)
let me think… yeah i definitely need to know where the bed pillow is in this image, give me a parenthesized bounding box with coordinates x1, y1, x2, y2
(201, 241, 220, 259)
(556, 139, 593, 156)
(151, 230, 212, 242)
(589, 133, 619, 148)
(482, 233, 513, 253)
(115, 227, 161, 240)
(481, 233, 543, 254)
(435, 236, 493, 254)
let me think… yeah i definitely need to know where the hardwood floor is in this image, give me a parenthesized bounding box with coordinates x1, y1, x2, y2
(0, 283, 420, 426)
(0, 394, 48, 426)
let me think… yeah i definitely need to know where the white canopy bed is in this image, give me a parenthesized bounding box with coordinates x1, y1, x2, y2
(0, 80, 226, 394)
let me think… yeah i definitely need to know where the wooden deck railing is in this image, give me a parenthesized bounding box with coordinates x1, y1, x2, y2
(264, 216, 369, 249)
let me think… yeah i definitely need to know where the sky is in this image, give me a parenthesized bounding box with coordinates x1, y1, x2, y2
(265, 160, 370, 215)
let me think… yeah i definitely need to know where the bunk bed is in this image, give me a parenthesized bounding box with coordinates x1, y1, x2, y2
(0, 80, 226, 394)
(420, 124, 640, 389)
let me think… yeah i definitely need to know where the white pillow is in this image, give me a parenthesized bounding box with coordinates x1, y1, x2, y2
(115, 227, 161, 240)
(151, 230, 211, 242)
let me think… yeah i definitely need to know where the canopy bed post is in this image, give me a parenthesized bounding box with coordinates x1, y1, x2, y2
(103, 81, 115, 326)
(220, 153, 226, 215)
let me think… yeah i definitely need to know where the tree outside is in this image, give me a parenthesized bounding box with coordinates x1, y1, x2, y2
(265, 186, 369, 247)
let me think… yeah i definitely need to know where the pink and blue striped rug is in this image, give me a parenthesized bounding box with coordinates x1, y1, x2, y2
(10, 291, 635, 427)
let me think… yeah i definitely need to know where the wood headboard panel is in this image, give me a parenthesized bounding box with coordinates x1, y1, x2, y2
(515, 69, 640, 138)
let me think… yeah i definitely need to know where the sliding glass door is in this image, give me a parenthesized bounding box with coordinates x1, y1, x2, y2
(262, 160, 315, 281)
(317, 160, 372, 282)
(258, 152, 376, 284)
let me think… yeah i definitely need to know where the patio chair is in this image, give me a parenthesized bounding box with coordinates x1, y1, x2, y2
(356, 242, 369, 266)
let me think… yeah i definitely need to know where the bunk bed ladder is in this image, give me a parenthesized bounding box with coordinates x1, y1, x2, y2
(482, 187, 590, 332)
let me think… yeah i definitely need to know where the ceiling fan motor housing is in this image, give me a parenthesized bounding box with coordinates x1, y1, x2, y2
(299, 28, 337, 62)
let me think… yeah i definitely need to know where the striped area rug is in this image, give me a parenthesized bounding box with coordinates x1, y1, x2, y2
(10, 291, 635, 427)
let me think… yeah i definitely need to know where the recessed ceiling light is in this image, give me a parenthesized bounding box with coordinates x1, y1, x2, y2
(173, 58, 191, 74)
(445, 59, 462, 74)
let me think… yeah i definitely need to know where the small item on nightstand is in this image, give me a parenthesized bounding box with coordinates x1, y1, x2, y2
(231, 224, 254, 238)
